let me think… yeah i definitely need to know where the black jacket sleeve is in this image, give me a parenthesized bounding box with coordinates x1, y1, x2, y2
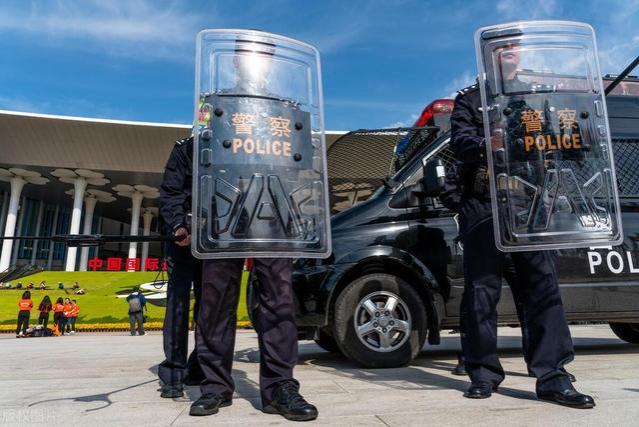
(159, 145, 189, 233)
(439, 160, 463, 212)
(450, 91, 486, 163)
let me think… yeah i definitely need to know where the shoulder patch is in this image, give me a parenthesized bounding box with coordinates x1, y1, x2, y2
(457, 82, 479, 96)
(175, 135, 193, 146)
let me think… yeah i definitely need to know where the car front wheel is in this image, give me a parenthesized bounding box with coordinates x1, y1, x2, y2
(610, 322, 639, 344)
(332, 273, 427, 368)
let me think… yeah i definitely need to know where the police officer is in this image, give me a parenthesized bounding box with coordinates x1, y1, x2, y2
(188, 33, 318, 421)
(450, 44, 594, 408)
(158, 135, 204, 398)
(440, 162, 537, 379)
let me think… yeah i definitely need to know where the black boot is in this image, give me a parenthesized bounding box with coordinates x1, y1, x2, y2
(537, 388, 595, 409)
(189, 394, 233, 416)
(262, 382, 318, 421)
(452, 353, 467, 376)
(464, 382, 498, 399)
(160, 384, 184, 398)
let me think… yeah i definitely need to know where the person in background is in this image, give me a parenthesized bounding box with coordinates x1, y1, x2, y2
(53, 297, 65, 335)
(38, 295, 53, 329)
(67, 299, 79, 334)
(63, 298, 73, 335)
(127, 288, 147, 336)
(39, 280, 46, 290)
(16, 290, 33, 337)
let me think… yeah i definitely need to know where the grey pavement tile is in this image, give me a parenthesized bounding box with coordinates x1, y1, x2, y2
(0, 326, 637, 426)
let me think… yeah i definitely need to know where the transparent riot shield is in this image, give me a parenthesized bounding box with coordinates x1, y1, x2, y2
(192, 29, 331, 258)
(475, 20, 623, 251)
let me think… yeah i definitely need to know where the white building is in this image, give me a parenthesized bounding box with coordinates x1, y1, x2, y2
(0, 110, 348, 272)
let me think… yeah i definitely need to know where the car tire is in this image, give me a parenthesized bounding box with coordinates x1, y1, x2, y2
(609, 322, 639, 344)
(332, 273, 427, 368)
(314, 329, 343, 354)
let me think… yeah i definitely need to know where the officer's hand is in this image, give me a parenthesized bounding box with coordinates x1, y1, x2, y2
(174, 227, 191, 247)
(490, 130, 504, 151)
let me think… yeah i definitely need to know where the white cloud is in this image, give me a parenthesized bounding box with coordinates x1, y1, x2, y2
(491, 0, 638, 75)
(442, 70, 476, 98)
(384, 113, 419, 129)
(325, 98, 421, 111)
(594, 0, 639, 74)
(0, 0, 206, 61)
(0, 94, 134, 119)
(496, 0, 559, 19)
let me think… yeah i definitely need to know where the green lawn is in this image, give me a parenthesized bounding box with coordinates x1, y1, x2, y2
(0, 271, 249, 325)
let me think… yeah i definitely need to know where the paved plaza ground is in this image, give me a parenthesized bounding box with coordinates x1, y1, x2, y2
(1, 325, 638, 426)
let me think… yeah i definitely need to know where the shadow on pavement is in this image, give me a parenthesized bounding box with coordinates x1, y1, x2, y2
(300, 344, 537, 400)
(177, 355, 262, 410)
(27, 379, 157, 412)
(294, 334, 635, 404)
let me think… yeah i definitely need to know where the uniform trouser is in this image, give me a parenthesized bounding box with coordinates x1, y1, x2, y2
(58, 315, 67, 335)
(196, 258, 298, 405)
(38, 312, 49, 329)
(460, 219, 574, 392)
(67, 317, 77, 332)
(159, 243, 203, 387)
(16, 311, 30, 334)
(53, 312, 63, 333)
(502, 257, 531, 366)
(457, 257, 530, 365)
(130, 312, 145, 335)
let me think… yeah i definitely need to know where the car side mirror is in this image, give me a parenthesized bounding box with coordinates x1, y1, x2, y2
(419, 158, 446, 197)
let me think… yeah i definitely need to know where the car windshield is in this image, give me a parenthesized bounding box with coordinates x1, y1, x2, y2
(391, 130, 452, 185)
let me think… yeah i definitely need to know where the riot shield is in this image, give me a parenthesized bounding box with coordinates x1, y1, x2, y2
(192, 29, 331, 258)
(475, 21, 623, 251)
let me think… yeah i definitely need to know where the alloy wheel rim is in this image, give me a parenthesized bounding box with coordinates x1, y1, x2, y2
(353, 291, 412, 352)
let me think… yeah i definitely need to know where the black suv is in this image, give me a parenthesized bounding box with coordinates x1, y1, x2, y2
(289, 82, 639, 368)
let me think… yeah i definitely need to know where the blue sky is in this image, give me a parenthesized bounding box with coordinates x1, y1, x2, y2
(1, 0, 638, 130)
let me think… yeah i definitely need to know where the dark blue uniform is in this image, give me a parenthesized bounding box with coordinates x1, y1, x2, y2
(158, 136, 203, 388)
(196, 257, 298, 406)
(161, 137, 307, 413)
(450, 83, 574, 392)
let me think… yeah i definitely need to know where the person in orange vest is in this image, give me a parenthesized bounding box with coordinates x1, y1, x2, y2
(53, 297, 66, 335)
(16, 290, 33, 337)
(67, 299, 80, 334)
(63, 298, 73, 334)
(38, 295, 53, 329)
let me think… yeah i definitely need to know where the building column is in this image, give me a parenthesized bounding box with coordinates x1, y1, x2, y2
(46, 205, 59, 270)
(140, 209, 154, 271)
(0, 177, 26, 272)
(30, 200, 45, 264)
(94, 216, 103, 260)
(11, 196, 26, 266)
(65, 177, 87, 271)
(0, 191, 9, 237)
(127, 192, 144, 271)
(79, 195, 97, 271)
